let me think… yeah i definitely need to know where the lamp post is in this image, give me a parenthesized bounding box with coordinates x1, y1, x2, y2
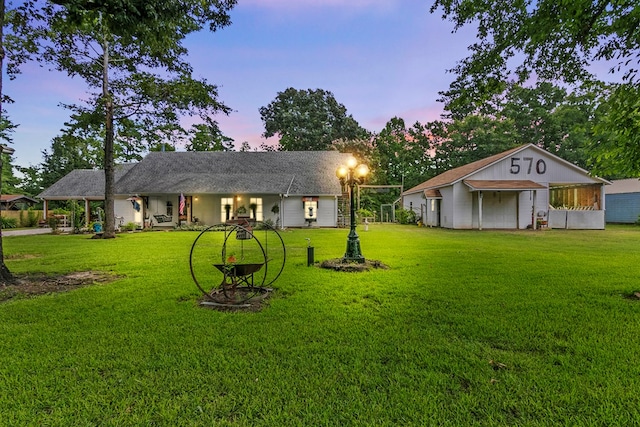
(336, 157, 369, 263)
(0, 144, 15, 282)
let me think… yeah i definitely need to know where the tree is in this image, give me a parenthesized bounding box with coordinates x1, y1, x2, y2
(431, 0, 640, 174)
(590, 83, 640, 177)
(16, 164, 43, 197)
(259, 88, 368, 151)
(500, 82, 596, 169)
(185, 120, 234, 151)
(40, 0, 236, 238)
(40, 130, 102, 190)
(0, 150, 18, 192)
(433, 114, 517, 171)
(0, 0, 41, 282)
(372, 117, 435, 190)
(332, 136, 376, 170)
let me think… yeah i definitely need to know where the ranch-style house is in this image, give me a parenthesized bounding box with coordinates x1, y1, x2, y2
(38, 151, 354, 229)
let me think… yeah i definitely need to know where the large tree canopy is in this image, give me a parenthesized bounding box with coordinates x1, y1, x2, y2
(259, 88, 369, 151)
(431, 0, 639, 113)
(431, 0, 639, 175)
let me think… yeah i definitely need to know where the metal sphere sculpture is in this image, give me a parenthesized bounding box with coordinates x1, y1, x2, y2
(189, 221, 286, 307)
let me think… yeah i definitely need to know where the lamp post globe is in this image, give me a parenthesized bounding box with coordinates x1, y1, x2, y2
(336, 157, 369, 263)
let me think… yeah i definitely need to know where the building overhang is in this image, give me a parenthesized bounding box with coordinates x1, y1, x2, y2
(423, 189, 442, 199)
(464, 180, 547, 192)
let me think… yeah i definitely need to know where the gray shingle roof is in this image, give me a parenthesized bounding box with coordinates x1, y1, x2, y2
(116, 151, 349, 195)
(37, 164, 136, 200)
(39, 151, 352, 199)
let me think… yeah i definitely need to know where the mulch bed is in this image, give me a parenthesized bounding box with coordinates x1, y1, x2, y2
(0, 271, 119, 302)
(319, 258, 389, 272)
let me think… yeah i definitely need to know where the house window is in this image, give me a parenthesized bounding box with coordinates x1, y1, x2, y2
(249, 198, 263, 221)
(221, 197, 233, 221)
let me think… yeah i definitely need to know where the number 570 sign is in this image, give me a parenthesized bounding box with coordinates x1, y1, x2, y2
(509, 157, 547, 175)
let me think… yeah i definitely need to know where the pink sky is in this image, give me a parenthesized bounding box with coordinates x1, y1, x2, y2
(6, 0, 473, 166)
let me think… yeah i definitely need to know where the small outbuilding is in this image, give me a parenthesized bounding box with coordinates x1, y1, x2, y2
(604, 178, 640, 224)
(402, 144, 609, 230)
(0, 194, 39, 210)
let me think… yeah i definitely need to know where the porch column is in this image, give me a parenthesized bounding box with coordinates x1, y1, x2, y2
(84, 199, 90, 229)
(598, 185, 605, 210)
(478, 191, 483, 230)
(516, 192, 520, 229)
(532, 190, 537, 230)
(43, 199, 48, 221)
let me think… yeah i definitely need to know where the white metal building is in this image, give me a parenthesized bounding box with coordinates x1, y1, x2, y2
(402, 144, 609, 230)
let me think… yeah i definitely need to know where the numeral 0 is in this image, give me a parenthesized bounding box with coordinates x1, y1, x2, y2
(536, 159, 546, 174)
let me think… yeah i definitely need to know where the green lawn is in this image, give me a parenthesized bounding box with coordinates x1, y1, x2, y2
(1, 225, 640, 426)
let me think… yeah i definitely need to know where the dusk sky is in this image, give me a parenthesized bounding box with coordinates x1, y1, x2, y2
(6, 0, 476, 167)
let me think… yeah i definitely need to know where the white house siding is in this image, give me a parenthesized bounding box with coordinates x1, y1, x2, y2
(470, 147, 590, 185)
(282, 196, 337, 227)
(316, 196, 337, 227)
(425, 199, 440, 226)
(190, 195, 219, 225)
(471, 191, 518, 229)
(439, 186, 455, 228)
(452, 183, 474, 229)
(548, 210, 605, 229)
(115, 198, 143, 227)
(402, 193, 424, 220)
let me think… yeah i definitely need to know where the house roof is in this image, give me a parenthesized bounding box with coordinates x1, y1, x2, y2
(424, 189, 442, 198)
(464, 180, 546, 191)
(37, 164, 136, 200)
(39, 151, 352, 199)
(116, 151, 350, 196)
(605, 178, 640, 195)
(0, 194, 39, 204)
(403, 145, 525, 195)
(403, 144, 606, 195)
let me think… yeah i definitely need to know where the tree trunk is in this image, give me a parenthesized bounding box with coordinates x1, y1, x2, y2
(0, 0, 15, 283)
(102, 33, 115, 239)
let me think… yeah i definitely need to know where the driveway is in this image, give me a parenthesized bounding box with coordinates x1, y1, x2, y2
(2, 228, 72, 237)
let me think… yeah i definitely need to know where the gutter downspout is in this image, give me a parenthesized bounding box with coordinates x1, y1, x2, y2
(279, 194, 284, 230)
(285, 175, 295, 197)
(281, 175, 295, 229)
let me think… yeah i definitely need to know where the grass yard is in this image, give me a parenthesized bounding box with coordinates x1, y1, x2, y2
(1, 224, 640, 426)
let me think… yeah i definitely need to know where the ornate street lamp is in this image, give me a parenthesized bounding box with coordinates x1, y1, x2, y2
(336, 157, 369, 263)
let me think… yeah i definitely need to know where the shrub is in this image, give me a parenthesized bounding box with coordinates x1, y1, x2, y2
(27, 210, 40, 227)
(1, 216, 18, 229)
(356, 208, 374, 222)
(48, 217, 59, 230)
(395, 208, 417, 225)
(122, 222, 138, 232)
(256, 218, 275, 230)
